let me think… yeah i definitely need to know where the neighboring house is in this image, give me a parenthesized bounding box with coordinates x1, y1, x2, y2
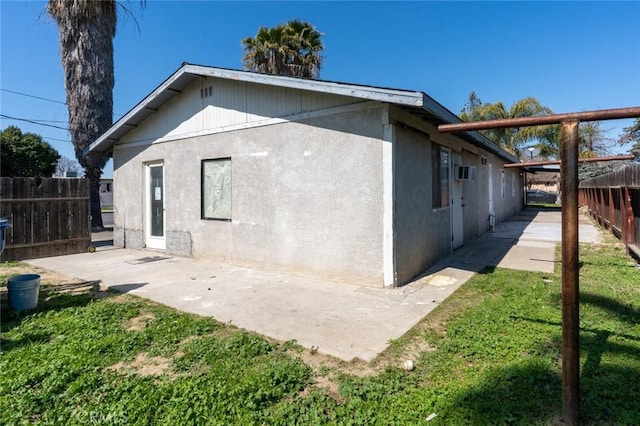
(87, 64, 523, 287)
(99, 178, 113, 208)
(527, 170, 559, 193)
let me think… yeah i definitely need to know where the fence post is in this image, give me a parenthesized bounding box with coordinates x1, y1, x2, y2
(608, 187, 615, 230)
(624, 186, 635, 248)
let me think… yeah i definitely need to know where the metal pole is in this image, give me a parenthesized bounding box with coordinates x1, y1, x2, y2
(503, 155, 635, 169)
(561, 120, 580, 425)
(438, 106, 640, 133)
(436, 107, 640, 425)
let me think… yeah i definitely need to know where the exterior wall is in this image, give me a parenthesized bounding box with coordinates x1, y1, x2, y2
(491, 159, 524, 224)
(109, 76, 524, 288)
(390, 107, 524, 285)
(393, 126, 450, 284)
(113, 105, 385, 285)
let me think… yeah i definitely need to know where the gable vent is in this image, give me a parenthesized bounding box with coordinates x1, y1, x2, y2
(200, 86, 213, 98)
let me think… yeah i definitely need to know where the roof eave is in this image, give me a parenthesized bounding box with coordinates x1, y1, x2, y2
(86, 63, 196, 156)
(86, 64, 518, 164)
(416, 93, 519, 163)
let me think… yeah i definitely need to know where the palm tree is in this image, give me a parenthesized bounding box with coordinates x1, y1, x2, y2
(537, 121, 613, 160)
(578, 121, 613, 158)
(242, 20, 323, 79)
(460, 93, 554, 155)
(48, 0, 118, 229)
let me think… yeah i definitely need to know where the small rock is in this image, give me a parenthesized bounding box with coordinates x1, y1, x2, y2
(426, 413, 438, 421)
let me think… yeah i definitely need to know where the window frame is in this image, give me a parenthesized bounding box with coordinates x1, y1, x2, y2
(431, 144, 450, 210)
(201, 157, 232, 221)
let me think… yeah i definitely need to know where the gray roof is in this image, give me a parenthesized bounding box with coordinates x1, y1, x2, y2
(87, 63, 519, 163)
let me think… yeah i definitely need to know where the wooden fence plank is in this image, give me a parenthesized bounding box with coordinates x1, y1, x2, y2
(0, 177, 90, 261)
(580, 163, 640, 260)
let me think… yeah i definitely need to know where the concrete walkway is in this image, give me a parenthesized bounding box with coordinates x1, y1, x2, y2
(27, 208, 600, 362)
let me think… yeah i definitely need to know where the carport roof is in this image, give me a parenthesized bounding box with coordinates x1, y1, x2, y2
(86, 63, 519, 163)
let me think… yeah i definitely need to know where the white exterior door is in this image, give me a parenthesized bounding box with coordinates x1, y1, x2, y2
(451, 153, 464, 249)
(145, 162, 166, 250)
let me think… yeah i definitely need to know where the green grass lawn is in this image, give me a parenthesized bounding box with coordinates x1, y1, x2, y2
(526, 202, 561, 209)
(1, 240, 639, 424)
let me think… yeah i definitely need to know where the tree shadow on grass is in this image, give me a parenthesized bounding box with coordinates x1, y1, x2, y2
(443, 362, 562, 424)
(0, 280, 127, 342)
(447, 354, 640, 425)
(0, 286, 103, 352)
(580, 291, 640, 324)
(498, 308, 640, 424)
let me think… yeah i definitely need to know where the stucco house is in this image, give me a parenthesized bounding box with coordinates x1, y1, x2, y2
(88, 64, 523, 287)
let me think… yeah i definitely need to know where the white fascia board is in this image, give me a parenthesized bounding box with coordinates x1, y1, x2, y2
(86, 64, 423, 155)
(89, 63, 515, 163)
(185, 64, 425, 107)
(87, 65, 194, 154)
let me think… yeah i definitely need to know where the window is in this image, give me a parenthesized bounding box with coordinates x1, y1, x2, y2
(202, 158, 231, 220)
(432, 144, 449, 209)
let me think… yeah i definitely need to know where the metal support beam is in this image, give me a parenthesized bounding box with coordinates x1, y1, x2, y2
(560, 121, 580, 425)
(438, 106, 640, 425)
(439, 106, 640, 133)
(504, 155, 635, 168)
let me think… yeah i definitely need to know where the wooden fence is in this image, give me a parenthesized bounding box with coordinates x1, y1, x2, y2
(0, 177, 91, 261)
(579, 162, 640, 260)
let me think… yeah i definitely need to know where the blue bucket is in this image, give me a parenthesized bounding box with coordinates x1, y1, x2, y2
(8, 274, 41, 311)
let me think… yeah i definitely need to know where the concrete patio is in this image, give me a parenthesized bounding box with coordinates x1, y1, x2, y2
(27, 208, 601, 362)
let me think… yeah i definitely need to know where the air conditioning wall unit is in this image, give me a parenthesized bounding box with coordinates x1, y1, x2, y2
(455, 165, 477, 181)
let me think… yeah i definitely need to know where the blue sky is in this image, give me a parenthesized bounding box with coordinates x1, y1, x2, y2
(2, 1, 639, 178)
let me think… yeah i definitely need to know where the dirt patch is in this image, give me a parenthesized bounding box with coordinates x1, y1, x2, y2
(0, 263, 115, 299)
(295, 348, 378, 378)
(0, 264, 84, 287)
(122, 312, 156, 331)
(402, 339, 437, 362)
(106, 352, 174, 378)
(175, 327, 237, 350)
(290, 347, 384, 402)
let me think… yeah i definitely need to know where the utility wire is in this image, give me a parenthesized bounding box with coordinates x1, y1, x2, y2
(1, 88, 66, 105)
(1, 88, 124, 117)
(1, 114, 69, 131)
(23, 118, 69, 124)
(42, 136, 73, 144)
(1, 114, 107, 145)
(0, 116, 69, 124)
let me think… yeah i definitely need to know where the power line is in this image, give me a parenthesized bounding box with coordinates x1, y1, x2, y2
(1, 88, 124, 117)
(42, 136, 73, 144)
(1, 114, 70, 131)
(1, 88, 66, 105)
(1, 114, 107, 145)
(24, 118, 69, 124)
